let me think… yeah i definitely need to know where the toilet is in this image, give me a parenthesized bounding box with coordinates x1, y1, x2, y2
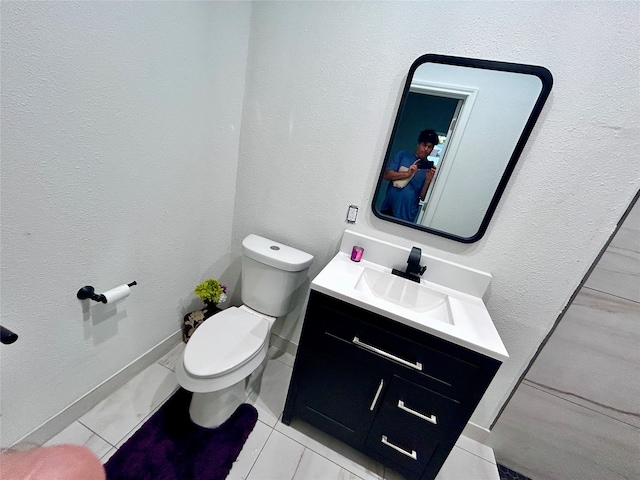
(175, 234, 313, 427)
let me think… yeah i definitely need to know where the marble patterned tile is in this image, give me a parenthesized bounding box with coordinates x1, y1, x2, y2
(79, 362, 178, 445)
(269, 332, 299, 353)
(584, 245, 640, 302)
(246, 429, 305, 480)
(112, 400, 166, 449)
(245, 356, 293, 427)
(267, 345, 297, 367)
(382, 444, 499, 480)
(524, 288, 640, 427)
(584, 201, 639, 303)
(44, 420, 113, 460)
(610, 200, 640, 252)
(100, 447, 117, 464)
(275, 418, 385, 480)
(454, 434, 497, 464)
(292, 447, 345, 479)
(228, 419, 273, 480)
(338, 469, 365, 480)
(157, 341, 185, 371)
(435, 445, 499, 480)
(489, 383, 640, 480)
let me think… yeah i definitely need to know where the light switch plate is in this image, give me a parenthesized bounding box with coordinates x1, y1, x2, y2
(346, 205, 358, 223)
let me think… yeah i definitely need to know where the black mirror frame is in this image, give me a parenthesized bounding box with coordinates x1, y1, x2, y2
(372, 54, 553, 243)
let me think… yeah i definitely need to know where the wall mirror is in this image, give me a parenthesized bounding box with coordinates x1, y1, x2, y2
(372, 54, 552, 243)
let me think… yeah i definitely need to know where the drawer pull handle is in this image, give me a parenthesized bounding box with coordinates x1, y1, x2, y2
(353, 337, 423, 371)
(398, 400, 437, 425)
(381, 435, 417, 460)
(370, 379, 384, 411)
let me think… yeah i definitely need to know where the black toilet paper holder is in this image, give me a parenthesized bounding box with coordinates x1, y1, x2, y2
(77, 281, 137, 303)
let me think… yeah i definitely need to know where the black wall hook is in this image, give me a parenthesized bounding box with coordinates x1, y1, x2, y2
(77, 282, 137, 303)
(1, 325, 19, 344)
(77, 285, 103, 302)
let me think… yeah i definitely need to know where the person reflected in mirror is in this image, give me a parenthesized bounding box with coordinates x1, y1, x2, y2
(381, 129, 438, 222)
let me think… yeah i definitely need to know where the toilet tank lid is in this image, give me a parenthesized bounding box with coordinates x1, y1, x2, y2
(242, 234, 313, 272)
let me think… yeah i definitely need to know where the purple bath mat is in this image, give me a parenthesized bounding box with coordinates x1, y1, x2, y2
(105, 388, 258, 480)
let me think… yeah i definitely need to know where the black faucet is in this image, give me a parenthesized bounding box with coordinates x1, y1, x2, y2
(392, 247, 426, 283)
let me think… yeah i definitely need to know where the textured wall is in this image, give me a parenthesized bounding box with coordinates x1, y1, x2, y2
(233, 1, 639, 429)
(0, 2, 251, 447)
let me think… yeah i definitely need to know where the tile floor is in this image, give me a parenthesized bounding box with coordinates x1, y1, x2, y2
(45, 342, 500, 480)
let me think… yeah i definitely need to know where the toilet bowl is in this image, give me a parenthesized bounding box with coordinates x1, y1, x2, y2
(176, 234, 313, 428)
(175, 306, 275, 427)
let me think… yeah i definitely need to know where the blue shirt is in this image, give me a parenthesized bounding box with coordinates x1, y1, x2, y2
(381, 150, 433, 222)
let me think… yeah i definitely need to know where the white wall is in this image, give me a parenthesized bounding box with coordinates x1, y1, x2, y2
(233, 1, 639, 429)
(0, 1, 251, 447)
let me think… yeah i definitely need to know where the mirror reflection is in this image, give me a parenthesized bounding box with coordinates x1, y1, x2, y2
(373, 55, 552, 242)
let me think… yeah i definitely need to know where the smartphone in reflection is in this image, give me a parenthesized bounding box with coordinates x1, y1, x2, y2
(417, 159, 434, 169)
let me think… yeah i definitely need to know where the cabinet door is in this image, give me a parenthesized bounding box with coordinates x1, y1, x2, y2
(293, 331, 386, 445)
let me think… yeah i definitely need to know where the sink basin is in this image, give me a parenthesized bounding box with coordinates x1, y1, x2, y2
(355, 267, 453, 324)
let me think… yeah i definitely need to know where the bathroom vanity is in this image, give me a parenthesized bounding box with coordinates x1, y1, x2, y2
(283, 230, 508, 480)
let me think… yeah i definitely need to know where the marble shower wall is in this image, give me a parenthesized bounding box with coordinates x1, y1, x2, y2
(488, 199, 640, 480)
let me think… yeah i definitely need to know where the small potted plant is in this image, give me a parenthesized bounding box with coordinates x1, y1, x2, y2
(182, 279, 228, 343)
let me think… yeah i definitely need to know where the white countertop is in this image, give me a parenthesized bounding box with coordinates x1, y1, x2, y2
(311, 252, 509, 362)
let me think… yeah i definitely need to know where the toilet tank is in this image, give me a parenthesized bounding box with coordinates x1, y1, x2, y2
(241, 234, 314, 317)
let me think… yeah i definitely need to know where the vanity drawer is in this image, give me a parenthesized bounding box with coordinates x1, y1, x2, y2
(313, 298, 479, 400)
(365, 430, 438, 477)
(374, 375, 460, 436)
(364, 376, 459, 475)
(365, 412, 438, 475)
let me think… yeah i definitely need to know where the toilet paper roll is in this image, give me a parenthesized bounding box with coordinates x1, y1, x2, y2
(102, 284, 131, 303)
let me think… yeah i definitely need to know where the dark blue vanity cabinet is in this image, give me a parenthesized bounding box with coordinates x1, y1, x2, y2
(283, 291, 502, 480)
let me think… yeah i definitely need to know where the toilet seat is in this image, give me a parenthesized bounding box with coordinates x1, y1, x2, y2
(184, 307, 269, 378)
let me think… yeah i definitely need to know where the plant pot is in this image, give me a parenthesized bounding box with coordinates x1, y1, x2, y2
(182, 302, 221, 343)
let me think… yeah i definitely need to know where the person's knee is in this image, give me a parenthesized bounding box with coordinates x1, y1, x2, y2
(1, 444, 105, 480)
(45, 445, 106, 479)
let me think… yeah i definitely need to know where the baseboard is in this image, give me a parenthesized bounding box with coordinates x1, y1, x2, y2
(269, 333, 298, 357)
(462, 421, 491, 444)
(9, 330, 182, 450)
